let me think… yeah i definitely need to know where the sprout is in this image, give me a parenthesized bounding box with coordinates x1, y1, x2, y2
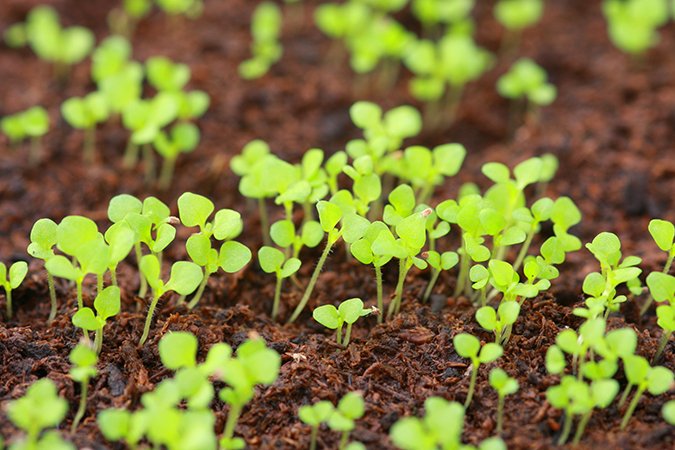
(138, 255, 203, 346)
(313, 298, 372, 347)
(453, 333, 503, 407)
(412, 0, 475, 31)
(420, 249, 458, 303)
(497, 58, 556, 124)
(6, 378, 72, 450)
(327, 392, 365, 450)
(619, 355, 674, 429)
(71, 286, 121, 354)
(602, 0, 670, 55)
(258, 246, 301, 320)
(97, 408, 145, 449)
(239, 2, 283, 79)
(1, 261, 28, 319)
(476, 301, 521, 345)
(646, 272, 675, 362)
(154, 123, 200, 189)
(299, 401, 335, 450)
(640, 218, 675, 315)
(178, 192, 251, 309)
(61, 92, 110, 163)
(146, 56, 191, 92)
(27, 218, 59, 321)
(0, 106, 49, 165)
(494, 0, 543, 47)
(69, 343, 99, 433)
(489, 368, 519, 433)
(107, 0, 153, 38)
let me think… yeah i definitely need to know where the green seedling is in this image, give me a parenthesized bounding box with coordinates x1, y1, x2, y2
(27, 218, 58, 321)
(91, 36, 135, 84)
(154, 123, 200, 189)
(69, 343, 98, 433)
(494, 0, 543, 55)
(1, 106, 49, 165)
(6, 378, 73, 450)
(421, 250, 458, 303)
(146, 56, 190, 92)
(270, 218, 324, 259)
(61, 92, 110, 163)
(1, 261, 28, 319)
(138, 254, 202, 346)
(327, 392, 365, 450)
(298, 401, 335, 450)
(646, 271, 675, 362)
(342, 155, 382, 216)
(412, 0, 475, 32)
(99, 62, 144, 118)
(71, 286, 120, 354)
(546, 376, 619, 445)
(453, 333, 503, 407)
(390, 396, 505, 450)
(476, 301, 521, 346)
(489, 368, 519, 433)
(258, 246, 301, 320)
(156, 0, 203, 17)
(602, 0, 669, 55)
(107, 0, 152, 38)
(178, 192, 251, 308)
(497, 58, 556, 125)
(313, 298, 373, 347)
(664, 400, 675, 425)
(545, 318, 607, 377)
(239, 2, 283, 79)
(640, 218, 675, 315)
(7, 6, 94, 78)
(97, 408, 145, 450)
(619, 354, 674, 429)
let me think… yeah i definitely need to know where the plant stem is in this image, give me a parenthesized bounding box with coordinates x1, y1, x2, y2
(76, 280, 83, 309)
(288, 240, 335, 323)
(339, 431, 349, 450)
(110, 269, 118, 287)
(621, 387, 645, 430)
(71, 380, 89, 434)
(271, 275, 282, 320)
(422, 268, 441, 303)
(258, 198, 271, 246)
(336, 321, 343, 346)
(387, 259, 409, 320)
(513, 227, 535, 271)
(5, 288, 12, 319)
(84, 127, 96, 164)
(375, 264, 383, 324)
(143, 144, 155, 185)
(139, 291, 161, 347)
(618, 383, 632, 407)
(97, 274, 103, 296)
(187, 272, 210, 310)
(29, 136, 41, 166)
(123, 140, 139, 168)
(343, 323, 353, 347)
(652, 330, 672, 364)
(94, 328, 103, 354)
(572, 411, 592, 445)
(223, 403, 243, 444)
(135, 243, 147, 298)
(640, 251, 674, 316)
(464, 361, 478, 408)
(309, 426, 318, 450)
(497, 395, 505, 434)
(454, 240, 469, 298)
(47, 272, 57, 323)
(557, 411, 573, 446)
(158, 156, 176, 190)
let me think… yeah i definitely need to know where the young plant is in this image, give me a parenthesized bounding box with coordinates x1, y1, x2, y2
(154, 123, 200, 189)
(107, 0, 152, 38)
(412, 0, 475, 33)
(0, 106, 49, 165)
(313, 298, 373, 347)
(69, 343, 98, 433)
(1, 261, 28, 319)
(327, 392, 365, 450)
(239, 2, 283, 79)
(421, 249, 458, 303)
(619, 354, 674, 429)
(178, 192, 251, 308)
(497, 58, 556, 124)
(476, 300, 521, 346)
(602, 0, 670, 56)
(61, 92, 110, 163)
(258, 246, 301, 320)
(27, 219, 60, 322)
(71, 286, 121, 354)
(489, 368, 519, 433)
(6, 378, 73, 450)
(494, 0, 543, 54)
(138, 255, 202, 346)
(298, 401, 335, 450)
(453, 333, 503, 407)
(641, 218, 675, 315)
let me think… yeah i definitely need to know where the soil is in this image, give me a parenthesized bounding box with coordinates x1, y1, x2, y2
(0, 0, 674, 449)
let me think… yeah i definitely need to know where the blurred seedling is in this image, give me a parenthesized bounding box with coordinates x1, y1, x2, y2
(313, 298, 373, 347)
(69, 343, 99, 433)
(453, 333, 503, 407)
(0, 106, 49, 165)
(1, 261, 28, 319)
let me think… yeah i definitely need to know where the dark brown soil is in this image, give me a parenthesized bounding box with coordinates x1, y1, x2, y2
(0, 0, 673, 449)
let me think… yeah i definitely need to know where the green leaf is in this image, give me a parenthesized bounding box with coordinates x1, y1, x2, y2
(280, 258, 301, 278)
(270, 220, 295, 248)
(453, 333, 480, 359)
(108, 194, 142, 223)
(482, 162, 510, 183)
(646, 366, 674, 395)
(27, 218, 58, 259)
(57, 215, 99, 255)
(7, 378, 68, 433)
(313, 305, 340, 329)
(476, 306, 497, 331)
(97, 409, 131, 441)
(45, 255, 81, 281)
(583, 272, 605, 297)
(69, 343, 97, 368)
(159, 331, 198, 369)
(337, 392, 365, 420)
(498, 301, 520, 325)
(301, 221, 324, 248)
(258, 246, 284, 273)
(350, 101, 381, 129)
(166, 261, 203, 295)
(648, 219, 675, 252)
(339, 298, 365, 324)
(219, 241, 252, 273)
(72, 307, 100, 331)
(8, 261, 28, 289)
(94, 286, 121, 321)
(479, 343, 503, 363)
(546, 345, 566, 374)
(186, 234, 212, 267)
(213, 209, 242, 241)
(317, 201, 343, 233)
(178, 192, 214, 230)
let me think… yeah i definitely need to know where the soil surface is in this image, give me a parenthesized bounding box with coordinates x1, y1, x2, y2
(0, 0, 674, 449)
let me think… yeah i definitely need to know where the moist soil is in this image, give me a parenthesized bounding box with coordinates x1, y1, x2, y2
(0, 0, 674, 449)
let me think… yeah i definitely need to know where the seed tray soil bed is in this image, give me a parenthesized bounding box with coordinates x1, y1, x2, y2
(0, 0, 673, 449)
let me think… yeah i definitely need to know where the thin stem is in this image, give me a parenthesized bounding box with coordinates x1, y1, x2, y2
(187, 272, 210, 310)
(123, 140, 139, 168)
(513, 227, 535, 271)
(640, 251, 675, 316)
(135, 243, 147, 298)
(223, 403, 243, 444)
(158, 156, 176, 190)
(454, 240, 468, 298)
(618, 383, 632, 407)
(572, 411, 592, 445)
(339, 430, 349, 450)
(375, 264, 383, 324)
(5, 288, 12, 319)
(110, 269, 118, 287)
(47, 272, 57, 323)
(70, 380, 89, 434)
(422, 269, 441, 303)
(621, 387, 645, 430)
(497, 395, 505, 434)
(139, 291, 161, 347)
(464, 361, 478, 408)
(143, 144, 155, 185)
(336, 321, 343, 346)
(94, 328, 103, 355)
(258, 198, 271, 246)
(288, 239, 335, 323)
(76, 280, 83, 310)
(271, 275, 282, 320)
(557, 411, 573, 446)
(97, 274, 103, 297)
(343, 323, 353, 347)
(652, 330, 672, 364)
(29, 136, 41, 166)
(387, 259, 408, 320)
(84, 127, 96, 164)
(309, 426, 318, 450)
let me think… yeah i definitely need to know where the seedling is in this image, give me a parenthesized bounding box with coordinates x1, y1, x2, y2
(27, 218, 58, 321)
(646, 271, 675, 362)
(313, 298, 373, 347)
(178, 192, 251, 308)
(619, 354, 674, 429)
(421, 250, 458, 303)
(412, 0, 475, 32)
(258, 246, 301, 320)
(602, 0, 670, 55)
(107, 0, 152, 38)
(640, 218, 675, 315)
(61, 92, 110, 163)
(545, 318, 607, 377)
(453, 333, 503, 407)
(69, 343, 98, 433)
(138, 254, 202, 346)
(1, 261, 28, 319)
(476, 301, 521, 345)
(0, 106, 49, 165)
(239, 2, 283, 79)
(146, 56, 190, 92)
(489, 368, 519, 433)
(154, 123, 200, 189)
(71, 286, 121, 354)
(494, 0, 543, 55)
(99, 63, 144, 118)
(6, 378, 72, 450)
(327, 392, 365, 450)
(97, 408, 145, 449)
(298, 401, 334, 450)
(497, 58, 556, 125)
